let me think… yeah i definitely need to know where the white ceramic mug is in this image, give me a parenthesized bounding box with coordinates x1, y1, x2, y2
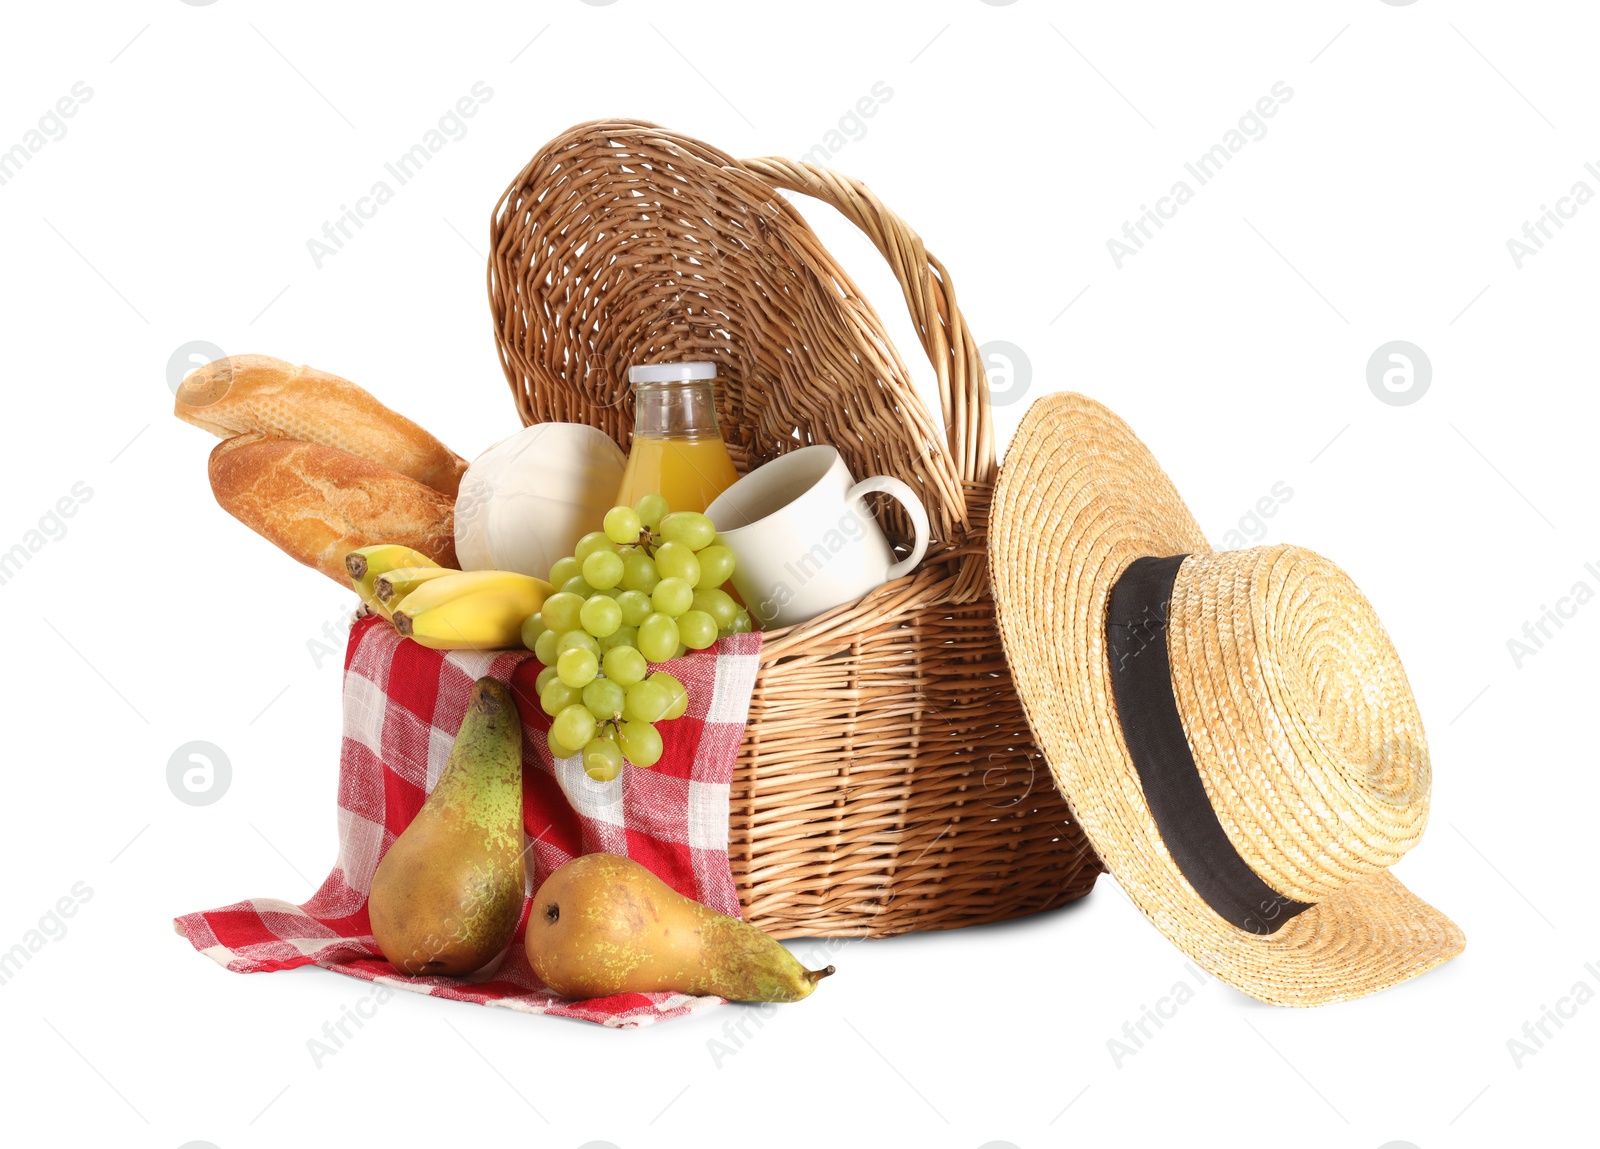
(706, 445, 931, 629)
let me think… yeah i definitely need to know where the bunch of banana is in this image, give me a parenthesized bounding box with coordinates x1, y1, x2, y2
(346, 545, 439, 618)
(345, 545, 549, 650)
(390, 570, 552, 651)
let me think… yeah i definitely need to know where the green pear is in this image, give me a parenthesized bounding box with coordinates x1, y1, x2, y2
(525, 853, 834, 1001)
(369, 677, 525, 976)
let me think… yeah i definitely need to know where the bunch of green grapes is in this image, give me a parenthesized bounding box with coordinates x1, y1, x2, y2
(521, 494, 753, 781)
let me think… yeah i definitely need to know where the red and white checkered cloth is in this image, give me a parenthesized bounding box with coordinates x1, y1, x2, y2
(174, 614, 763, 1028)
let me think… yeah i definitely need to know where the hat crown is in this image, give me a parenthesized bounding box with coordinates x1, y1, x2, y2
(1166, 545, 1431, 904)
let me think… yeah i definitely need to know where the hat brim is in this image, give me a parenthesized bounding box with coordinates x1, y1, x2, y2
(990, 392, 1463, 1005)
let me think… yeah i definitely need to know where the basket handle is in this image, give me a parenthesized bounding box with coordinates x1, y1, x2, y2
(738, 157, 996, 489)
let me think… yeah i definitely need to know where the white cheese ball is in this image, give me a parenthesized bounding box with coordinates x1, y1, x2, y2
(454, 423, 626, 578)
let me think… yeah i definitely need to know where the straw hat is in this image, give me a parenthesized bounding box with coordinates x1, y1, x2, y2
(989, 393, 1464, 1005)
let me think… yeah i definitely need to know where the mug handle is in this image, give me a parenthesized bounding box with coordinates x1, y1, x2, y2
(847, 475, 931, 580)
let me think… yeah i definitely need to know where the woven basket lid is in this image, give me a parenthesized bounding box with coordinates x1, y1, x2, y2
(988, 392, 1464, 1005)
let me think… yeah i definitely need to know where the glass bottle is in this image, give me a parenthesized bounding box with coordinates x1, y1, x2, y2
(614, 362, 740, 513)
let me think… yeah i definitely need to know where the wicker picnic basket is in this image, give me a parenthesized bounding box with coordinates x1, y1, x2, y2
(487, 120, 1100, 938)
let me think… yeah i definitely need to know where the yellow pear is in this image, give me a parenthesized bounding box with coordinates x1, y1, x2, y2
(526, 853, 834, 1002)
(369, 677, 525, 976)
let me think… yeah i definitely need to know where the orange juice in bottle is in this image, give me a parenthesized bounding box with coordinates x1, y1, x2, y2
(615, 362, 740, 513)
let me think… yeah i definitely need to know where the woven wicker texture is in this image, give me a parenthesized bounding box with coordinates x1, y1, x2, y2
(488, 120, 1098, 937)
(989, 392, 1463, 1004)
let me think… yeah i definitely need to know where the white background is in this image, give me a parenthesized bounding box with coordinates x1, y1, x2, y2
(1, 1, 1595, 1146)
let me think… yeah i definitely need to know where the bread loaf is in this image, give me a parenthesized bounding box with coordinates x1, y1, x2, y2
(176, 355, 468, 497)
(209, 434, 457, 585)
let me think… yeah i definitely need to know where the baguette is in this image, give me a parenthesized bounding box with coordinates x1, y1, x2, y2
(209, 434, 457, 586)
(176, 355, 468, 497)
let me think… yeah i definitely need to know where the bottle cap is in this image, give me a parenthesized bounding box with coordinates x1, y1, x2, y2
(628, 361, 718, 385)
